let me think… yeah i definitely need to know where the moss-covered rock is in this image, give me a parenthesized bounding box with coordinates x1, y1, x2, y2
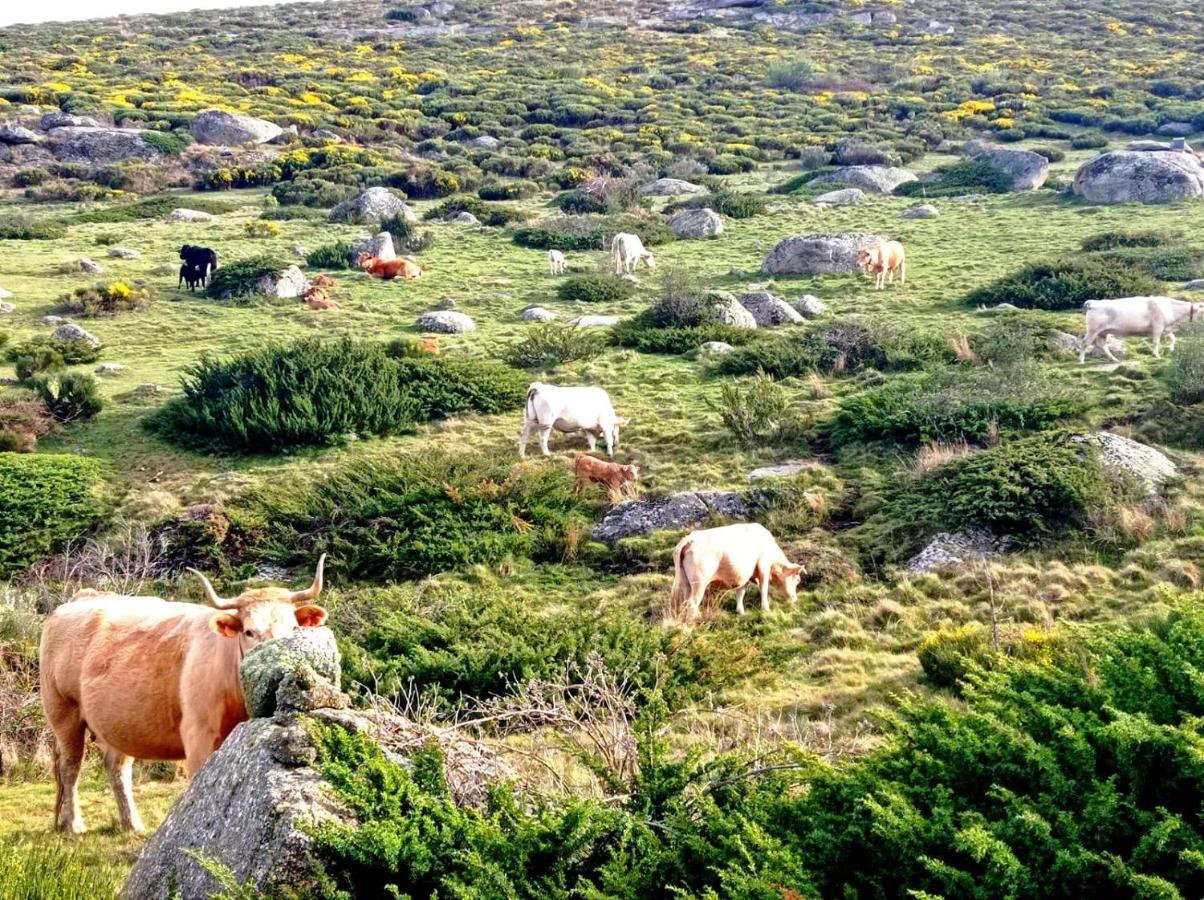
(240, 628, 341, 719)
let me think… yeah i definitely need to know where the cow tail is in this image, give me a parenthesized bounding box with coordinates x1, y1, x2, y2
(525, 385, 539, 422)
(669, 539, 692, 620)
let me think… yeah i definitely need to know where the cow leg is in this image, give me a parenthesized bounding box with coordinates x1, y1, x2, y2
(104, 748, 145, 833)
(1152, 325, 1164, 358)
(585, 431, 597, 453)
(1079, 326, 1101, 364)
(603, 429, 614, 458)
(538, 426, 553, 456)
(1167, 331, 1178, 355)
(51, 716, 87, 834)
(734, 584, 747, 615)
(760, 569, 772, 612)
(518, 421, 531, 458)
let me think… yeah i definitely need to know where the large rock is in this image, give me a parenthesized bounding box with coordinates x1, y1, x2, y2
(1051, 330, 1126, 360)
(521, 306, 556, 322)
(256, 265, 307, 299)
(762, 232, 885, 275)
(329, 187, 416, 225)
(640, 177, 706, 196)
(810, 165, 917, 194)
(569, 314, 621, 327)
(738, 291, 804, 326)
(166, 208, 215, 223)
(1073, 431, 1176, 499)
(592, 491, 750, 544)
(353, 231, 396, 262)
(669, 207, 724, 238)
(51, 323, 101, 349)
(47, 127, 160, 165)
(416, 310, 476, 333)
(41, 111, 99, 129)
(107, 247, 141, 259)
(1157, 122, 1195, 138)
(1073, 151, 1204, 204)
(794, 294, 827, 318)
(451, 211, 481, 225)
(902, 203, 940, 219)
(78, 258, 104, 274)
(971, 148, 1049, 191)
(700, 340, 735, 354)
(748, 460, 812, 482)
(469, 134, 501, 150)
(190, 109, 283, 145)
(709, 291, 757, 329)
(813, 187, 864, 206)
(240, 629, 341, 719)
(0, 122, 41, 145)
(906, 529, 1005, 573)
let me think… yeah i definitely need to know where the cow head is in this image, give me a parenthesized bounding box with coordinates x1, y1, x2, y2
(643, 252, 657, 270)
(619, 463, 641, 483)
(770, 561, 806, 603)
(611, 416, 630, 450)
(856, 249, 874, 271)
(179, 244, 194, 261)
(189, 555, 329, 650)
(355, 252, 373, 270)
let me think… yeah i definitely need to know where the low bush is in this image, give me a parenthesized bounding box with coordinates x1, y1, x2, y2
(916, 623, 991, 689)
(514, 215, 673, 252)
(973, 311, 1051, 365)
(610, 316, 753, 355)
(478, 179, 538, 201)
(5, 336, 101, 381)
(205, 256, 285, 301)
(707, 154, 755, 175)
(0, 391, 55, 452)
(894, 159, 1014, 198)
(964, 256, 1158, 311)
(504, 323, 606, 369)
(0, 452, 106, 577)
(31, 373, 104, 424)
(380, 213, 435, 254)
(558, 274, 636, 304)
(555, 190, 609, 215)
(306, 241, 356, 270)
(1091, 245, 1204, 281)
(667, 189, 765, 219)
(825, 364, 1085, 447)
(148, 338, 526, 453)
(1165, 332, 1204, 405)
(1080, 228, 1177, 251)
(1071, 133, 1109, 149)
(70, 195, 231, 224)
(713, 373, 804, 447)
(139, 129, 191, 155)
(0, 216, 67, 240)
(58, 281, 152, 317)
(242, 220, 280, 238)
(424, 197, 530, 226)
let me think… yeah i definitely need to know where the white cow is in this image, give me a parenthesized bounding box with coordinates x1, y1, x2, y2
(519, 382, 628, 458)
(1079, 296, 1204, 363)
(548, 249, 567, 275)
(670, 523, 804, 622)
(611, 233, 656, 275)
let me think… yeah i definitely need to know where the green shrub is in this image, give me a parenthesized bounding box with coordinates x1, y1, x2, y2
(555, 190, 608, 214)
(380, 213, 435, 254)
(0, 390, 55, 452)
(707, 154, 754, 175)
(558, 274, 636, 304)
(0, 841, 122, 900)
(504, 324, 606, 369)
(766, 59, 815, 91)
(478, 179, 538, 201)
(0, 216, 67, 240)
(425, 197, 529, 226)
(13, 167, 49, 187)
(58, 280, 152, 317)
(70, 195, 231, 224)
(139, 129, 191, 155)
(1090, 245, 1204, 281)
(514, 215, 673, 252)
(668, 189, 765, 219)
(31, 373, 103, 424)
(306, 241, 356, 269)
(1080, 229, 1177, 252)
(973, 311, 1051, 365)
(149, 338, 525, 453)
(205, 256, 285, 301)
(894, 159, 1014, 198)
(5, 336, 101, 381)
(916, 623, 991, 689)
(825, 365, 1085, 447)
(0, 452, 106, 577)
(1165, 331, 1204, 405)
(964, 257, 1158, 311)
(713, 373, 803, 447)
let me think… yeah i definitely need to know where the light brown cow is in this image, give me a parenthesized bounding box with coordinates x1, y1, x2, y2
(39, 557, 328, 834)
(857, 240, 906, 290)
(669, 524, 803, 622)
(573, 453, 640, 503)
(356, 252, 422, 280)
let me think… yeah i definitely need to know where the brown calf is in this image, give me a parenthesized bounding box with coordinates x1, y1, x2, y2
(573, 453, 640, 503)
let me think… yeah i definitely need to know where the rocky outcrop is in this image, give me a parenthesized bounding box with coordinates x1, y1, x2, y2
(813, 187, 864, 206)
(1072, 151, 1204, 204)
(329, 187, 416, 225)
(569, 314, 621, 327)
(256, 265, 307, 299)
(669, 207, 724, 238)
(700, 340, 734, 354)
(592, 491, 750, 543)
(1073, 431, 1176, 499)
(832, 137, 893, 167)
(906, 529, 1005, 573)
(710, 291, 757, 329)
(165, 208, 214, 223)
(971, 148, 1049, 191)
(794, 294, 827, 318)
(239, 629, 342, 719)
(0, 123, 41, 144)
(78, 258, 104, 275)
(190, 109, 283, 145)
(41, 112, 99, 130)
(902, 203, 939, 219)
(51, 323, 101, 349)
(640, 178, 706, 196)
(748, 460, 812, 481)
(107, 247, 141, 259)
(521, 306, 556, 322)
(416, 310, 476, 333)
(1050, 330, 1126, 360)
(809, 165, 917, 194)
(762, 232, 884, 275)
(738, 291, 804, 326)
(354, 231, 396, 261)
(1157, 122, 1195, 137)
(451, 211, 481, 225)
(469, 134, 500, 150)
(47, 127, 160, 166)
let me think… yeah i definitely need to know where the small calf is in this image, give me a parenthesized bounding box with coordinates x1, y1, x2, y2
(178, 263, 204, 293)
(356, 253, 422, 280)
(419, 336, 439, 354)
(303, 286, 341, 310)
(573, 453, 640, 503)
(310, 274, 336, 288)
(548, 249, 567, 275)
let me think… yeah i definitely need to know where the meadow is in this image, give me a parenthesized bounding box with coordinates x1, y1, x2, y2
(4, 0, 1204, 896)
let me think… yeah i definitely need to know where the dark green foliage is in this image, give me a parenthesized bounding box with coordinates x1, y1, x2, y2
(0, 216, 66, 240)
(554, 190, 608, 214)
(1031, 145, 1066, 162)
(205, 256, 285, 301)
(894, 159, 1014, 198)
(1164, 331, 1204, 405)
(514, 215, 673, 252)
(769, 171, 821, 195)
(825, 365, 1085, 447)
(69, 195, 231, 224)
(424, 196, 529, 226)
(1091, 245, 1204, 281)
(1071, 133, 1110, 149)
(916, 623, 991, 689)
(504, 323, 605, 369)
(973, 311, 1052, 365)
(259, 205, 325, 221)
(706, 154, 754, 175)
(31, 373, 103, 424)
(667, 189, 765, 219)
(714, 373, 804, 447)
(380, 213, 435, 254)
(306, 241, 356, 269)
(0, 453, 106, 577)
(609, 318, 752, 355)
(478, 179, 538, 201)
(557, 274, 636, 303)
(964, 256, 1159, 311)
(13, 167, 49, 187)
(1080, 228, 1177, 251)
(139, 130, 191, 155)
(766, 59, 814, 91)
(5, 337, 102, 381)
(147, 338, 527, 453)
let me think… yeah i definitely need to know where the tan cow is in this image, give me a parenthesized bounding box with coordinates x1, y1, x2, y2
(669, 524, 804, 622)
(857, 240, 906, 290)
(39, 557, 328, 834)
(573, 453, 640, 503)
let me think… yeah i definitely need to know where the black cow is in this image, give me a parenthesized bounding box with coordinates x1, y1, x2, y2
(178, 263, 205, 293)
(178, 245, 219, 287)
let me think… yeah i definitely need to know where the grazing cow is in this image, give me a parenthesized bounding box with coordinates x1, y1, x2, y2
(857, 240, 906, 290)
(178, 263, 204, 293)
(39, 557, 328, 834)
(670, 523, 804, 622)
(548, 249, 567, 275)
(573, 453, 640, 503)
(520, 382, 628, 458)
(1079, 296, 1204, 363)
(611, 233, 656, 275)
(179, 245, 219, 286)
(356, 252, 422, 280)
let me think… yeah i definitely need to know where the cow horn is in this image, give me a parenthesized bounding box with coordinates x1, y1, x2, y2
(290, 554, 326, 605)
(187, 568, 238, 610)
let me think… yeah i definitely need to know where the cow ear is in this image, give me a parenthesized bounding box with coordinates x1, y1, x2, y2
(787, 563, 805, 576)
(210, 613, 242, 638)
(614, 417, 630, 427)
(295, 605, 328, 628)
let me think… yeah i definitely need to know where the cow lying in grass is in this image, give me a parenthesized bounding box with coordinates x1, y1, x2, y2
(670, 523, 804, 622)
(857, 240, 906, 290)
(356, 252, 422, 280)
(1079, 296, 1204, 363)
(573, 453, 640, 502)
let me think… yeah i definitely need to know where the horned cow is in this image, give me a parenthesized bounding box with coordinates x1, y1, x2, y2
(39, 557, 328, 834)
